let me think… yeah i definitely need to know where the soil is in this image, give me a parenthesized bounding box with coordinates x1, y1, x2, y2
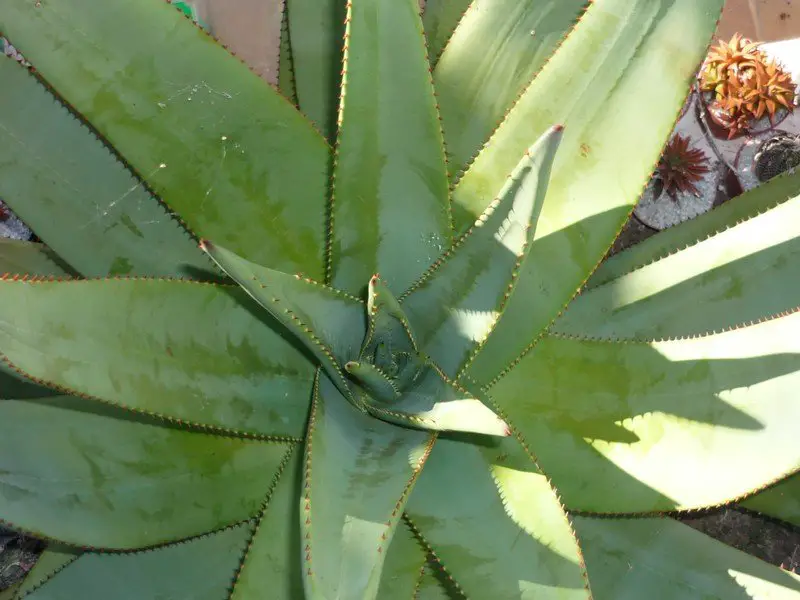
(0, 530, 42, 591)
(682, 509, 800, 572)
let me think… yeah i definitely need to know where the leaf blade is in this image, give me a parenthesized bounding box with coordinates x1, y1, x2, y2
(14, 545, 79, 598)
(586, 169, 800, 289)
(278, 1, 298, 104)
(0, 0, 330, 277)
(0, 239, 71, 278)
(405, 438, 588, 599)
(740, 474, 800, 528)
(0, 396, 291, 548)
(25, 526, 253, 599)
(376, 523, 428, 600)
(461, 0, 725, 385)
(488, 316, 800, 512)
(422, 0, 472, 64)
(0, 58, 211, 278)
(0, 278, 314, 438)
(285, 0, 346, 141)
(575, 516, 800, 599)
(329, 0, 451, 294)
(302, 374, 434, 600)
(202, 241, 365, 402)
(229, 451, 305, 600)
(553, 191, 800, 340)
(435, 0, 587, 179)
(401, 126, 561, 377)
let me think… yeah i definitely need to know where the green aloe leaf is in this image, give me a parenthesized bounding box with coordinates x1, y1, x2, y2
(0, 0, 330, 277)
(365, 364, 509, 437)
(285, 0, 345, 141)
(488, 315, 800, 513)
(329, 0, 451, 294)
(586, 169, 800, 289)
(575, 516, 800, 598)
(422, 0, 472, 64)
(460, 0, 725, 385)
(0, 396, 291, 548)
(375, 523, 428, 599)
(405, 438, 588, 599)
(24, 525, 253, 599)
(0, 278, 314, 438)
(401, 126, 561, 378)
(278, 2, 298, 104)
(0, 240, 72, 406)
(434, 0, 587, 178)
(202, 241, 365, 401)
(740, 474, 800, 528)
(13, 545, 79, 598)
(414, 566, 452, 600)
(302, 374, 434, 600)
(229, 452, 304, 600)
(0, 55, 211, 279)
(0, 240, 71, 278)
(554, 192, 800, 340)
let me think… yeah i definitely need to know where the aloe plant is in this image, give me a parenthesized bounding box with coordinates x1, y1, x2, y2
(0, 0, 799, 598)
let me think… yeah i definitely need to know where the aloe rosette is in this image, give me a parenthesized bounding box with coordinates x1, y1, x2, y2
(0, 0, 799, 598)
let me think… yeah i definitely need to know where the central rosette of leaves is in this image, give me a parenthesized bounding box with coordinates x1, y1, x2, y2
(344, 275, 428, 403)
(340, 275, 510, 437)
(200, 239, 514, 437)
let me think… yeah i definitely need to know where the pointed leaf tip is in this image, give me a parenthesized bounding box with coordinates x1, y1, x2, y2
(527, 124, 564, 157)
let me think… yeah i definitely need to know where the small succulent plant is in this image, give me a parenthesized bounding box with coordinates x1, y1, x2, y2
(655, 133, 711, 199)
(700, 33, 797, 138)
(0, 1, 799, 599)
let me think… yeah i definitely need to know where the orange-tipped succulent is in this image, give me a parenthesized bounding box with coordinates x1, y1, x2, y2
(700, 33, 797, 138)
(656, 134, 711, 199)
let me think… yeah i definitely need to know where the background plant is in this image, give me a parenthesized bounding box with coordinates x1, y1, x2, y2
(700, 33, 797, 137)
(0, 0, 798, 599)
